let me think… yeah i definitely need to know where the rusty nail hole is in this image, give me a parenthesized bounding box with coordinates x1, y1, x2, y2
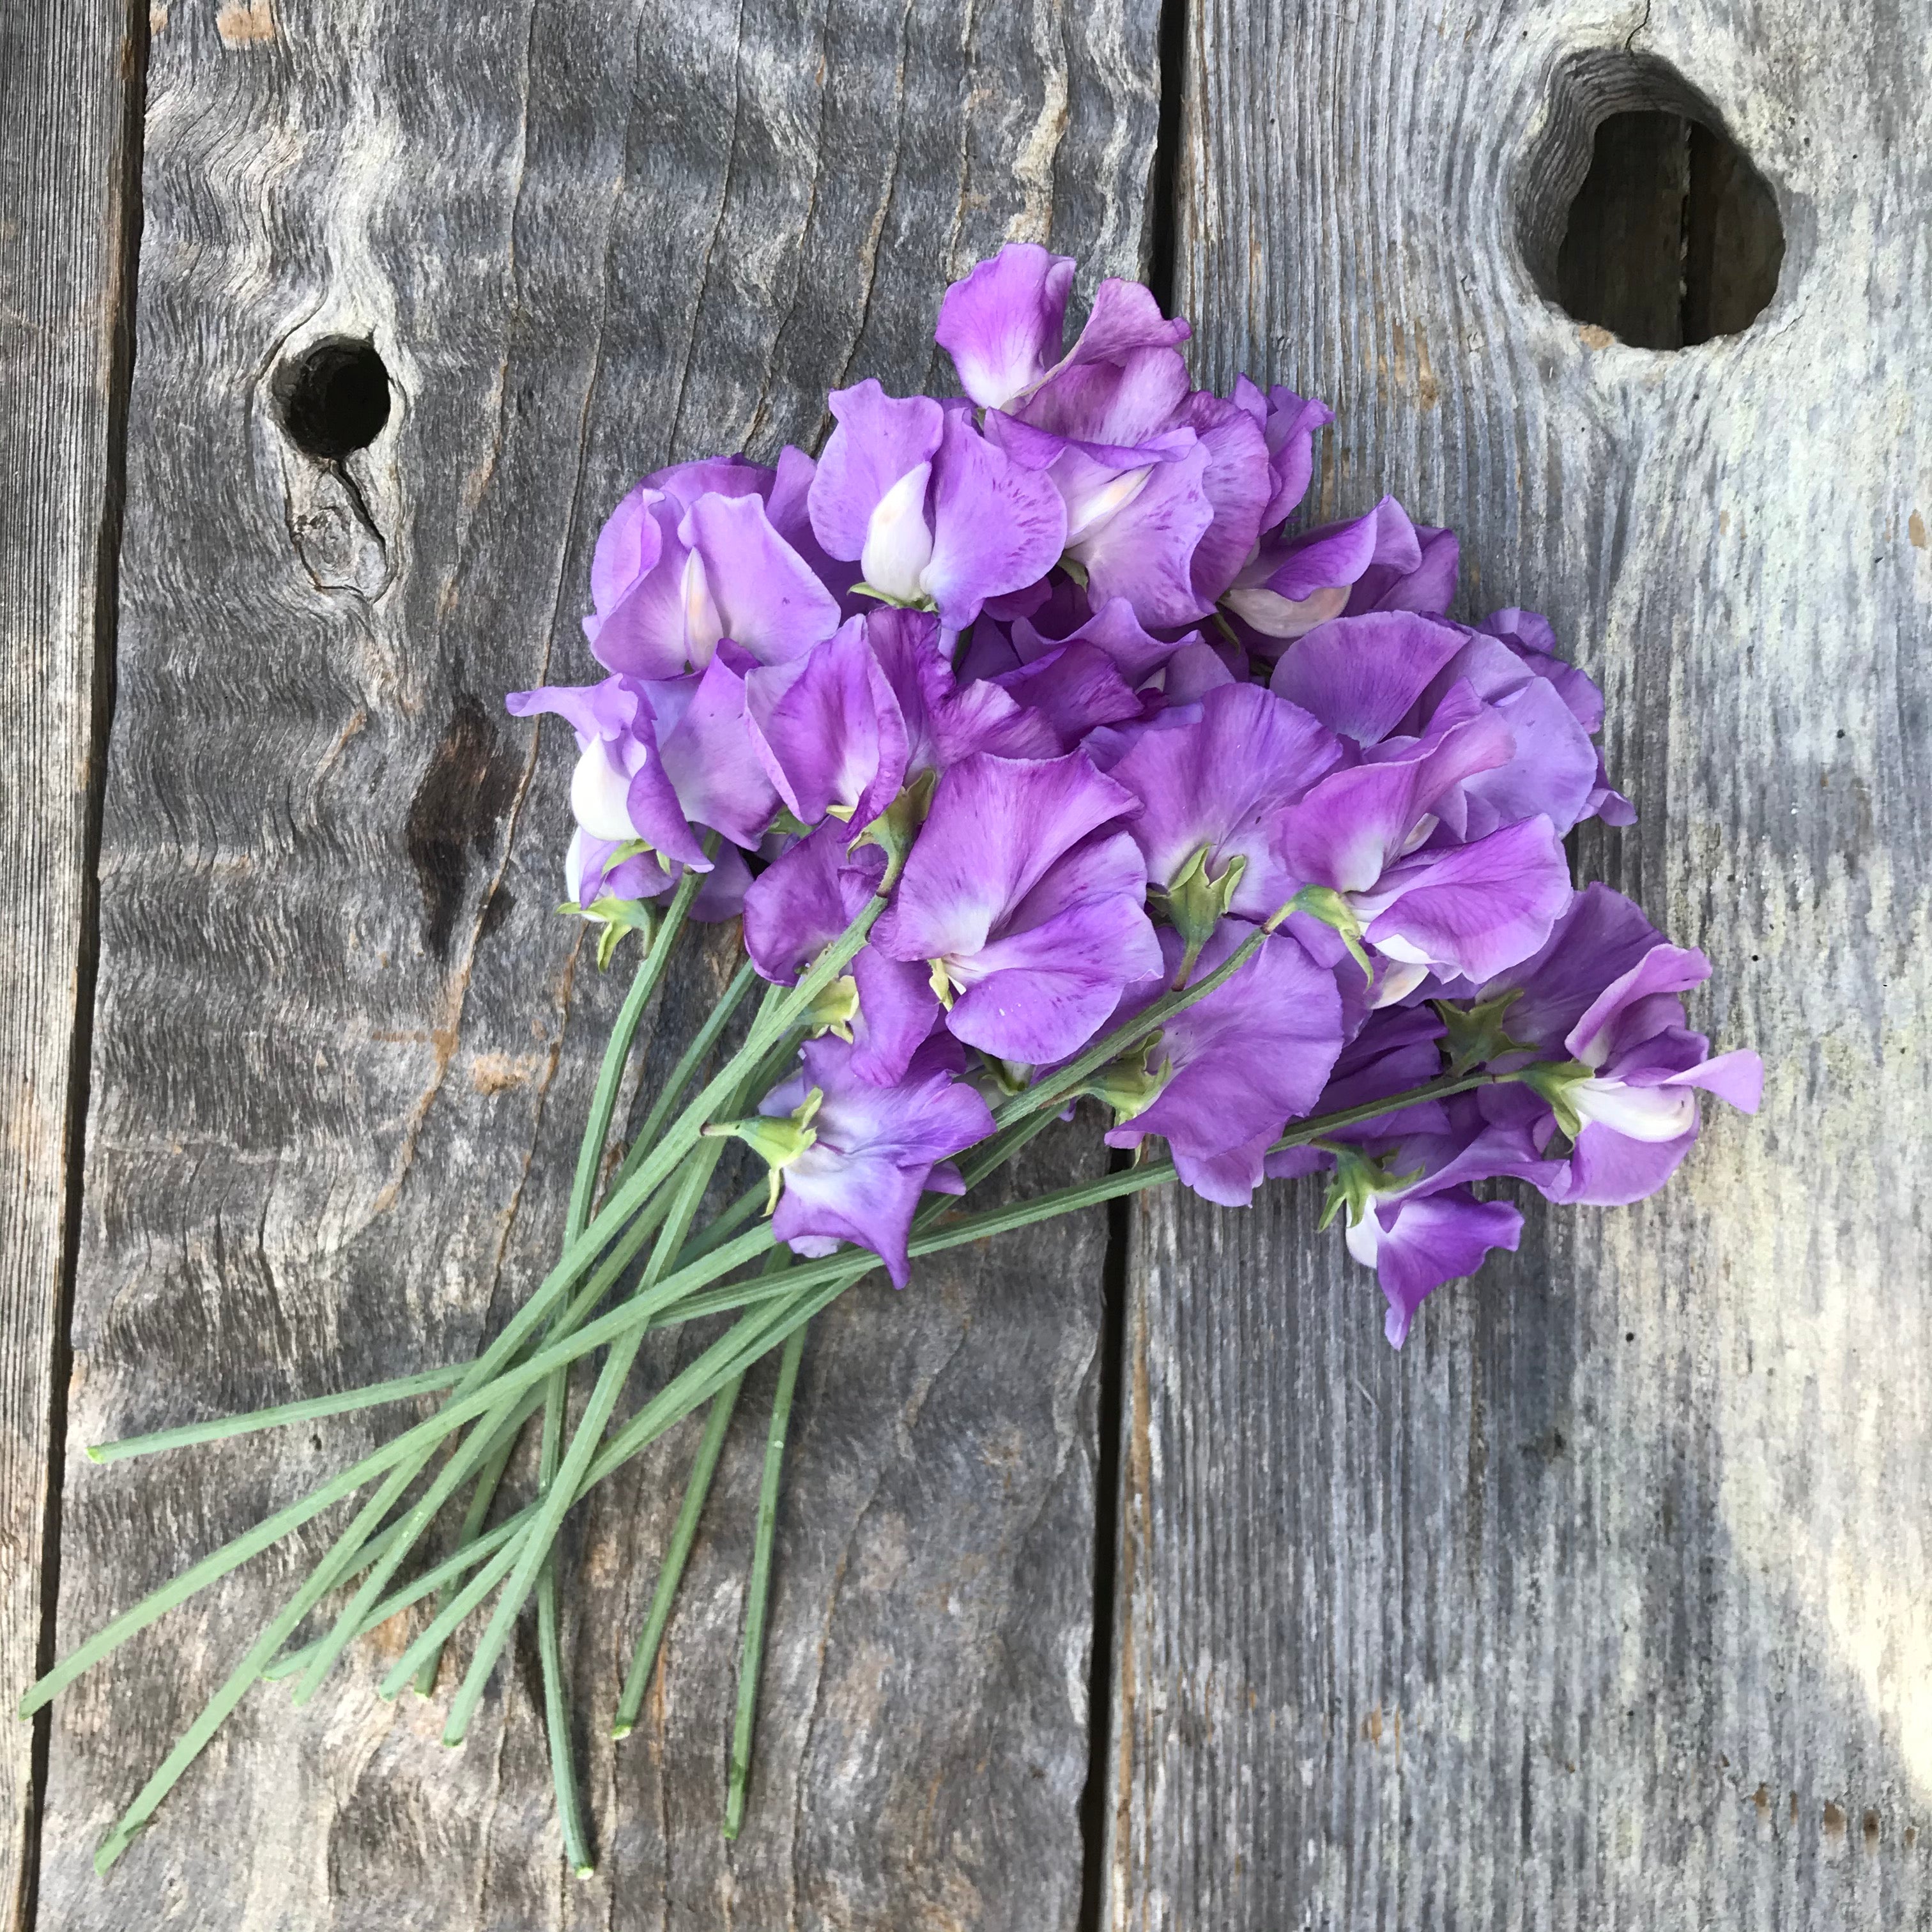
(275, 335, 392, 460)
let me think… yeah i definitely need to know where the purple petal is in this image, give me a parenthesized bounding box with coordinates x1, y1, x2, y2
(647, 454, 774, 511)
(1363, 1190, 1522, 1347)
(681, 491, 843, 669)
(868, 606, 1061, 770)
(921, 412, 1069, 627)
(848, 945, 943, 1086)
(1072, 440, 1215, 628)
(1362, 816, 1574, 983)
(589, 482, 667, 613)
(1109, 680, 1340, 915)
(1178, 390, 1273, 606)
(990, 642, 1142, 748)
(1663, 1048, 1763, 1113)
(1542, 1124, 1697, 1208)
(1565, 941, 1712, 1067)
(645, 654, 779, 851)
(584, 495, 696, 677)
(1269, 611, 1471, 745)
(1346, 524, 1459, 617)
(936, 243, 1077, 409)
(808, 380, 945, 561)
(746, 619, 908, 826)
(1265, 497, 1418, 602)
(1257, 383, 1333, 530)
(741, 822, 887, 983)
(875, 750, 1141, 964)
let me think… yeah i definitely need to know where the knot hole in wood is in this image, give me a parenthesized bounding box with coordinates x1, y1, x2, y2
(272, 335, 392, 459)
(1517, 52, 1784, 351)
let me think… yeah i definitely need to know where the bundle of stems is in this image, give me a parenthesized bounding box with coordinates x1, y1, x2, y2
(23, 865, 1494, 1874)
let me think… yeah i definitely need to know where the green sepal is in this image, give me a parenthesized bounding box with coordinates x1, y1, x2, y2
(1151, 847, 1249, 984)
(1314, 1143, 1425, 1234)
(1515, 1058, 1593, 1140)
(803, 974, 861, 1042)
(1280, 884, 1374, 984)
(850, 582, 939, 612)
(703, 1088, 824, 1213)
(767, 807, 815, 841)
(1059, 556, 1089, 589)
(848, 767, 939, 888)
(979, 1054, 1034, 1098)
(553, 893, 659, 970)
(1084, 1036, 1170, 1126)
(1430, 988, 1531, 1076)
(928, 960, 956, 1009)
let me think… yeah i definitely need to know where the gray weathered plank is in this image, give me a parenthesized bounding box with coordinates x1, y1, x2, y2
(1108, 3, 1932, 1927)
(40, 1, 1156, 1923)
(0, 1, 137, 1922)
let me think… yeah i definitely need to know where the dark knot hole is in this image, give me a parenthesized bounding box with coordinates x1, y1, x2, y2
(1554, 109, 1782, 350)
(275, 336, 392, 460)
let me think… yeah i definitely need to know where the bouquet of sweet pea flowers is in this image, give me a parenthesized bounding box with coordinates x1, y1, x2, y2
(28, 245, 1761, 1874)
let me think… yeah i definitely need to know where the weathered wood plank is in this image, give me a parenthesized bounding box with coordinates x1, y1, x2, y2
(40, 1, 1157, 1923)
(1110, 3, 1932, 1926)
(0, 2, 137, 1922)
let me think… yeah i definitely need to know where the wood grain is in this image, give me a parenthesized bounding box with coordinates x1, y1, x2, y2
(38, 1, 1156, 1923)
(1107, 3, 1932, 1926)
(0, 1, 137, 1923)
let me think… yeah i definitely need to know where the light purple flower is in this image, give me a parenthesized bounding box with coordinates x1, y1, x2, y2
(745, 618, 908, 829)
(583, 470, 843, 678)
(1223, 496, 1423, 643)
(1448, 884, 1763, 1204)
(873, 751, 1162, 1064)
(1232, 377, 1333, 533)
(808, 382, 1067, 628)
(936, 243, 1078, 410)
(756, 1034, 995, 1287)
(1101, 923, 1346, 1207)
(866, 606, 1061, 772)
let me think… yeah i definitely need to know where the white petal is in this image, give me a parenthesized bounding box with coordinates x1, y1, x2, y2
(1569, 1077, 1696, 1142)
(1220, 581, 1349, 640)
(1063, 463, 1153, 546)
(1344, 1210, 1383, 1268)
(571, 738, 640, 842)
(681, 549, 723, 666)
(861, 464, 935, 602)
(1370, 959, 1430, 1008)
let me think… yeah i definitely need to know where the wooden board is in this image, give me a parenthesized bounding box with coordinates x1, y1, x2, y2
(38, 1, 1156, 1924)
(1106, 3, 1932, 1926)
(0, 1, 137, 1922)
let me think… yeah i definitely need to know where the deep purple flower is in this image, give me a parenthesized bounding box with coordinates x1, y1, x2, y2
(1271, 686, 1574, 986)
(1107, 680, 1340, 926)
(808, 382, 1066, 628)
(1101, 923, 1346, 1206)
(873, 751, 1162, 1064)
(865, 606, 1061, 771)
(746, 1034, 995, 1287)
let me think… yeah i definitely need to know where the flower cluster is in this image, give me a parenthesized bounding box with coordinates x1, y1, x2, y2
(512, 244, 1759, 1349)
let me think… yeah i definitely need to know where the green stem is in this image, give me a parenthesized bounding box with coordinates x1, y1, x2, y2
(723, 1317, 806, 1839)
(613, 954, 762, 1192)
(610, 1374, 742, 1740)
(88, 1365, 466, 1464)
(409, 1415, 521, 1696)
(442, 1133, 731, 1745)
(569, 854, 707, 1238)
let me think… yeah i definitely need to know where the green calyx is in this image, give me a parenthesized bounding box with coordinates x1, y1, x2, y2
(1515, 1058, 1593, 1140)
(1431, 988, 1531, 1076)
(1151, 848, 1248, 985)
(1084, 1036, 1170, 1126)
(1280, 884, 1374, 984)
(702, 1089, 824, 1215)
(851, 582, 939, 613)
(802, 974, 861, 1043)
(848, 768, 938, 889)
(1315, 1143, 1424, 1234)
(554, 893, 659, 971)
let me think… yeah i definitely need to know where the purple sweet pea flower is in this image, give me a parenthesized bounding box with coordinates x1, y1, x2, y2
(873, 751, 1162, 1064)
(988, 642, 1144, 749)
(1271, 686, 1574, 986)
(745, 618, 908, 829)
(564, 829, 751, 923)
(582, 472, 843, 678)
(1232, 377, 1333, 533)
(1101, 922, 1346, 1206)
(936, 242, 1078, 410)
(866, 606, 1061, 770)
(755, 1034, 995, 1287)
(1223, 496, 1423, 645)
(1350, 1184, 1525, 1348)
(808, 382, 1067, 628)
(965, 581, 1197, 691)
(507, 659, 776, 866)
(1445, 884, 1762, 1205)
(1107, 680, 1340, 922)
